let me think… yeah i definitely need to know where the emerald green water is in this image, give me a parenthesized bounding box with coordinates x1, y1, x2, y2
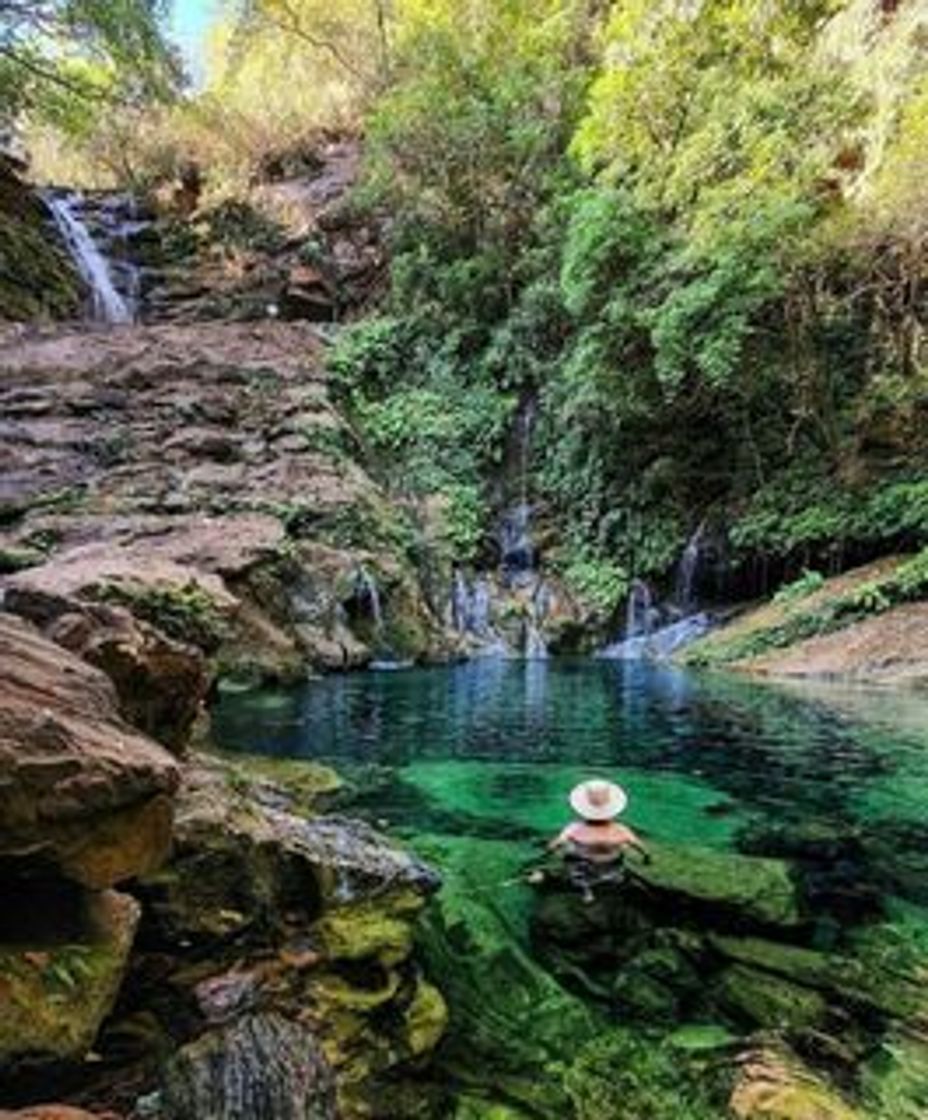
(213, 661, 928, 1118)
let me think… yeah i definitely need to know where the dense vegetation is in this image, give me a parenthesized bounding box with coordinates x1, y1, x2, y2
(19, 0, 928, 615)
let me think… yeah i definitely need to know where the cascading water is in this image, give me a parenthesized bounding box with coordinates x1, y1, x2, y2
(449, 393, 551, 659)
(598, 545, 713, 661)
(43, 190, 140, 325)
(355, 567, 383, 635)
(675, 521, 705, 611)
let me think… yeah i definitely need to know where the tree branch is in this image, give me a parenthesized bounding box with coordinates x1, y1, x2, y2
(0, 42, 115, 102)
(260, 0, 367, 84)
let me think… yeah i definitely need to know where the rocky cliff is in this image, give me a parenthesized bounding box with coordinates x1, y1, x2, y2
(0, 321, 452, 684)
(0, 156, 81, 321)
(0, 612, 447, 1118)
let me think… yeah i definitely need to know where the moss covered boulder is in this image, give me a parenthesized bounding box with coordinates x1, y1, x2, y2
(636, 843, 803, 930)
(0, 157, 80, 321)
(0, 889, 139, 1069)
(128, 755, 446, 1118)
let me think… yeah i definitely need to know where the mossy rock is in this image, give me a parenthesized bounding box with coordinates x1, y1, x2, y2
(312, 891, 422, 967)
(709, 934, 927, 1023)
(638, 843, 803, 931)
(859, 1032, 928, 1120)
(0, 165, 81, 320)
(225, 754, 343, 818)
(715, 963, 828, 1032)
(0, 890, 139, 1067)
(402, 978, 449, 1057)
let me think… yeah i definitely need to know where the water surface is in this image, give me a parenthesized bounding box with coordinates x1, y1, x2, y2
(213, 660, 928, 1116)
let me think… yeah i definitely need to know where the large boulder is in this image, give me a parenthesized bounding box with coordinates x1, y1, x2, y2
(3, 586, 209, 751)
(131, 756, 446, 1118)
(0, 612, 180, 887)
(140, 756, 439, 943)
(0, 889, 139, 1068)
(161, 1013, 336, 1120)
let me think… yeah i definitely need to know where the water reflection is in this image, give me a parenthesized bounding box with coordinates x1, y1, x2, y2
(213, 659, 928, 906)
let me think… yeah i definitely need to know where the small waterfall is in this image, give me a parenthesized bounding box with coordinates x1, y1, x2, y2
(43, 190, 138, 325)
(523, 578, 551, 660)
(675, 522, 705, 611)
(499, 502, 536, 586)
(356, 567, 383, 634)
(451, 571, 512, 656)
(598, 575, 711, 661)
(626, 579, 656, 639)
(499, 395, 538, 588)
(452, 571, 492, 639)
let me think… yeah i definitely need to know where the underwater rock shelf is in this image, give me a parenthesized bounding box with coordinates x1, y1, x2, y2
(530, 846, 927, 1119)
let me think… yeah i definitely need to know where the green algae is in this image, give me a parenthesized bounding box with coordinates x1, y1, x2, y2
(402, 759, 753, 849)
(313, 892, 420, 967)
(213, 660, 928, 1119)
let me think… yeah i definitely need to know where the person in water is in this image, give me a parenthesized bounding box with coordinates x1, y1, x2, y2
(547, 779, 649, 902)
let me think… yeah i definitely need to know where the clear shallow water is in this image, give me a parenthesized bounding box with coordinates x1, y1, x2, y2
(212, 661, 928, 1116)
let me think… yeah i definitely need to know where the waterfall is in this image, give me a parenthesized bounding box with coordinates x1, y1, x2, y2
(598, 575, 711, 661)
(524, 578, 551, 660)
(499, 502, 536, 585)
(499, 395, 538, 586)
(675, 522, 705, 611)
(43, 191, 137, 325)
(356, 567, 383, 634)
(626, 579, 655, 639)
(452, 571, 492, 639)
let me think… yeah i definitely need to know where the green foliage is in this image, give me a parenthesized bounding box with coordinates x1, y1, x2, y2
(557, 548, 629, 618)
(92, 579, 226, 651)
(687, 548, 928, 666)
(731, 475, 928, 565)
(330, 314, 514, 560)
(773, 570, 826, 605)
(0, 0, 179, 134)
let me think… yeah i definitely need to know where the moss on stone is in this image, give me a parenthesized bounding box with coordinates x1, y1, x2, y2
(313, 892, 421, 967)
(639, 843, 802, 930)
(403, 979, 448, 1057)
(0, 890, 139, 1066)
(715, 963, 828, 1032)
(0, 166, 81, 321)
(224, 753, 343, 817)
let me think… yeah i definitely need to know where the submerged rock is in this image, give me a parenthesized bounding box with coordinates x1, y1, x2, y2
(161, 1013, 336, 1120)
(728, 1044, 861, 1120)
(635, 843, 803, 930)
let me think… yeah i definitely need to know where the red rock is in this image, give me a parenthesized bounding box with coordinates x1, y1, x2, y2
(0, 613, 180, 887)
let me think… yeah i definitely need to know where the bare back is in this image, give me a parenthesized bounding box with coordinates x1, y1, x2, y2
(559, 820, 641, 863)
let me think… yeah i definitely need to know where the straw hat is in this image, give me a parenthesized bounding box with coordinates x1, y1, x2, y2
(569, 779, 628, 821)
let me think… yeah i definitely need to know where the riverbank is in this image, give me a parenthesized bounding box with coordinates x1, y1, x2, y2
(680, 555, 928, 688)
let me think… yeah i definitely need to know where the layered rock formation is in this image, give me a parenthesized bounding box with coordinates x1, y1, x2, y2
(0, 322, 449, 682)
(0, 613, 179, 1077)
(0, 611, 448, 1117)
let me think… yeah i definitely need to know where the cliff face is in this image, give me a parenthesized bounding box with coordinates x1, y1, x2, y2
(0, 156, 81, 320)
(0, 320, 452, 681)
(0, 314, 452, 1114)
